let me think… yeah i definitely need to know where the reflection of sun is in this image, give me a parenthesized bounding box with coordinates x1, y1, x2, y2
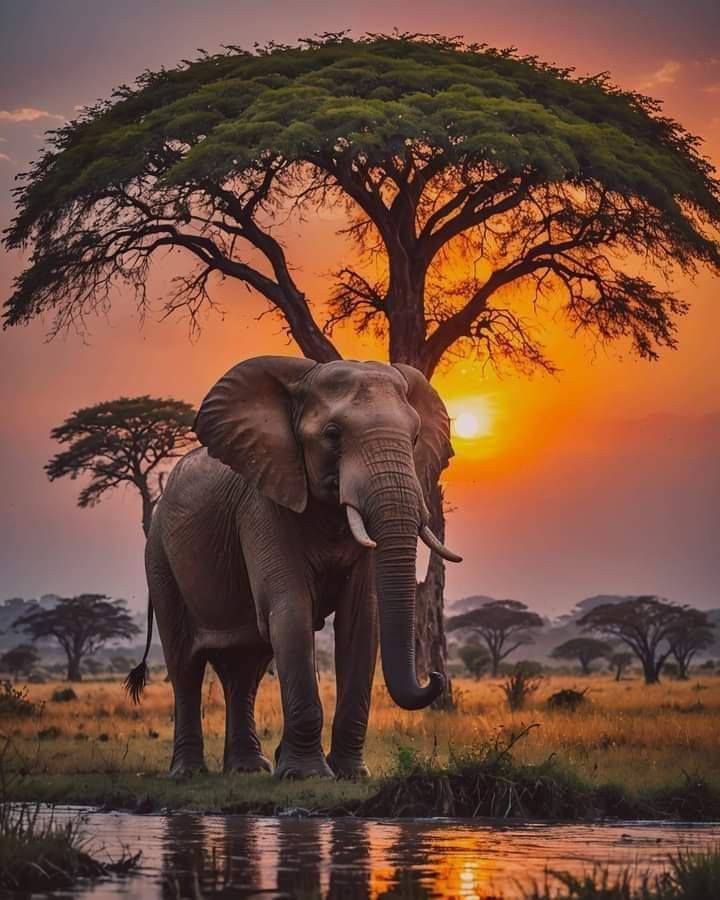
(448, 397, 493, 441)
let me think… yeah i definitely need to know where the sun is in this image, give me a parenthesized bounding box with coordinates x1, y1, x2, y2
(448, 397, 493, 441)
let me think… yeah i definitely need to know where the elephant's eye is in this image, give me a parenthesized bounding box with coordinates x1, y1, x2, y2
(323, 424, 341, 448)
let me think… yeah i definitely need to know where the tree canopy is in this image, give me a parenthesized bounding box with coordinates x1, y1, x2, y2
(446, 598, 543, 676)
(550, 636, 612, 674)
(0, 644, 40, 679)
(46, 396, 196, 536)
(5, 33, 719, 375)
(667, 608, 715, 679)
(13, 595, 139, 682)
(578, 595, 698, 684)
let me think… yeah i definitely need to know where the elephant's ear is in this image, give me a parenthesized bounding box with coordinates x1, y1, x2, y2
(194, 356, 318, 513)
(393, 364, 454, 499)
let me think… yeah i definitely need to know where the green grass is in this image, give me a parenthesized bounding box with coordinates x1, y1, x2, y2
(528, 849, 720, 899)
(0, 804, 138, 892)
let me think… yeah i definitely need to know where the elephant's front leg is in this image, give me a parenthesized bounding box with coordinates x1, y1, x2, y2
(328, 558, 378, 779)
(267, 596, 334, 779)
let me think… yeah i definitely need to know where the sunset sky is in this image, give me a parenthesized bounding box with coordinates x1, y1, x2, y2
(1, 0, 718, 617)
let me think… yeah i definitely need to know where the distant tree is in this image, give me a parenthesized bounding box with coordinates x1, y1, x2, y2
(110, 655, 133, 674)
(608, 651, 634, 681)
(458, 643, 492, 679)
(82, 658, 104, 676)
(550, 637, 612, 675)
(447, 600, 543, 676)
(0, 644, 40, 680)
(667, 609, 715, 679)
(13, 595, 139, 682)
(501, 661, 543, 711)
(46, 397, 196, 537)
(578, 596, 689, 684)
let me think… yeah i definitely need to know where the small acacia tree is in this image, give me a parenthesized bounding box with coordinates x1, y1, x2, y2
(550, 637, 612, 675)
(667, 609, 715, 679)
(46, 397, 196, 537)
(0, 644, 40, 680)
(13, 595, 139, 682)
(446, 599, 543, 676)
(5, 35, 720, 701)
(609, 650, 634, 681)
(458, 642, 491, 679)
(578, 595, 690, 684)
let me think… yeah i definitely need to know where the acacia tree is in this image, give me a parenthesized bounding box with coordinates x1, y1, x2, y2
(47, 397, 196, 537)
(608, 650, 634, 681)
(13, 595, 139, 682)
(5, 35, 720, 699)
(550, 637, 612, 675)
(578, 595, 691, 684)
(667, 608, 715, 679)
(0, 644, 40, 680)
(458, 643, 492, 679)
(446, 599, 543, 676)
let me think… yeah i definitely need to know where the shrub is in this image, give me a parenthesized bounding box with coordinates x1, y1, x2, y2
(501, 663, 543, 711)
(51, 688, 77, 703)
(38, 727, 61, 741)
(547, 689, 589, 712)
(0, 682, 43, 719)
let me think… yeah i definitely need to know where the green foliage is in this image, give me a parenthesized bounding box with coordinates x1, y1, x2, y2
(46, 396, 196, 533)
(51, 688, 77, 703)
(501, 661, 543, 710)
(0, 804, 139, 892)
(0, 644, 40, 678)
(0, 682, 43, 719)
(551, 638, 612, 674)
(14, 595, 140, 682)
(547, 688, 589, 711)
(527, 848, 720, 899)
(447, 599, 544, 675)
(457, 642, 491, 678)
(4, 34, 719, 378)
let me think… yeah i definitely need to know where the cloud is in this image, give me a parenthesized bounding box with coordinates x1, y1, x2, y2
(0, 153, 11, 162)
(0, 107, 64, 123)
(640, 60, 682, 89)
(700, 83, 720, 95)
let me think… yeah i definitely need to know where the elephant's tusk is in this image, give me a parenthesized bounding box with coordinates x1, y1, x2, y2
(346, 506, 377, 549)
(420, 525, 463, 563)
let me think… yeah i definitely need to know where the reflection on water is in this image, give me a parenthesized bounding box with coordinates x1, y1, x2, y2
(40, 808, 719, 899)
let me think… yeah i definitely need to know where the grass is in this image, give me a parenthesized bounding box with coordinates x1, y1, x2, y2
(1, 672, 719, 816)
(0, 803, 139, 891)
(528, 848, 720, 899)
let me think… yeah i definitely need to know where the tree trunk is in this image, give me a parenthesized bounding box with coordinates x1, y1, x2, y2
(642, 658, 659, 684)
(67, 655, 82, 682)
(414, 481, 453, 708)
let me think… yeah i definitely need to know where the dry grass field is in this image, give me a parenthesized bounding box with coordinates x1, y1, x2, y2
(1, 670, 718, 813)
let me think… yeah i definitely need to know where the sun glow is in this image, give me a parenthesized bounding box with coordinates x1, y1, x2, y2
(447, 396, 493, 442)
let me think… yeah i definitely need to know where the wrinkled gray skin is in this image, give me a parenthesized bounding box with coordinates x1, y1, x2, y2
(147, 357, 456, 779)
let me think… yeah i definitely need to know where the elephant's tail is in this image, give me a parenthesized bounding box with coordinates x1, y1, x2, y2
(124, 596, 154, 704)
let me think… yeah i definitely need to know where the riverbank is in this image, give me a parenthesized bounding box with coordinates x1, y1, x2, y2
(2, 674, 719, 819)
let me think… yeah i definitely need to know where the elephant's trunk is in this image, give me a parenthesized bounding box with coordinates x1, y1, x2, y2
(342, 435, 444, 711)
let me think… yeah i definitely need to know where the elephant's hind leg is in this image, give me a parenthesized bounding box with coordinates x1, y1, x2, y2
(146, 529, 207, 778)
(210, 648, 273, 774)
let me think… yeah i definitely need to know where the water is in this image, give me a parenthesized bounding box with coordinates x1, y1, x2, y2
(33, 809, 720, 899)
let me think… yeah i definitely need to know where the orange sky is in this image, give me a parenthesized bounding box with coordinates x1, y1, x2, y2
(1, 1, 718, 615)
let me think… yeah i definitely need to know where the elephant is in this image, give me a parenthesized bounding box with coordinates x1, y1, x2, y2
(126, 356, 461, 779)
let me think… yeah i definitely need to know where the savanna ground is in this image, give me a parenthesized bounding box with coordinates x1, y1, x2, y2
(1, 669, 718, 817)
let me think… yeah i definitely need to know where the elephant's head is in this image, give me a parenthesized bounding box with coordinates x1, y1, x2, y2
(193, 356, 461, 710)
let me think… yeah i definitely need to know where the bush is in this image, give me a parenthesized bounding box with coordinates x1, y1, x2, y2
(51, 688, 77, 703)
(501, 663, 542, 711)
(0, 682, 43, 719)
(547, 689, 589, 712)
(458, 643, 491, 679)
(38, 726, 62, 741)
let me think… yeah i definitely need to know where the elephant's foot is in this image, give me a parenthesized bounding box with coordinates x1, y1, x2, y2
(327, 750, 370, 780)
(169, 749, 208, 780)
(274, 745, 334, 780)
(168, 760, 208, 780)
(224, 752, 272, 775)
